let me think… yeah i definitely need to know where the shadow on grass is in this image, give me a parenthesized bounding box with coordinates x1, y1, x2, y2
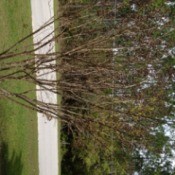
(0, 142, 23, 175)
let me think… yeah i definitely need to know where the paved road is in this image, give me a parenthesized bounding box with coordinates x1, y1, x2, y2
(30, 1, 59, 175)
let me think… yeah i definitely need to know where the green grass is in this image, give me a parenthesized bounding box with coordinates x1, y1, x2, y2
(0, 1, 38, 175)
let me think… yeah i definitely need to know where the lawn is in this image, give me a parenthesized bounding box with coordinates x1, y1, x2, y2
(0, 1, 38, 175)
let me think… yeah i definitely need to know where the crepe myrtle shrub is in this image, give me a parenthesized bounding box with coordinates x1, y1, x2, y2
(0, 0, 175, 174)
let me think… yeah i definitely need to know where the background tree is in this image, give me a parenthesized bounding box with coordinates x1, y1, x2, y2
(59, 0, 175, 174)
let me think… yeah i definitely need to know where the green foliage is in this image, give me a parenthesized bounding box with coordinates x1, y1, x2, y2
(60, 0, 175, 174)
